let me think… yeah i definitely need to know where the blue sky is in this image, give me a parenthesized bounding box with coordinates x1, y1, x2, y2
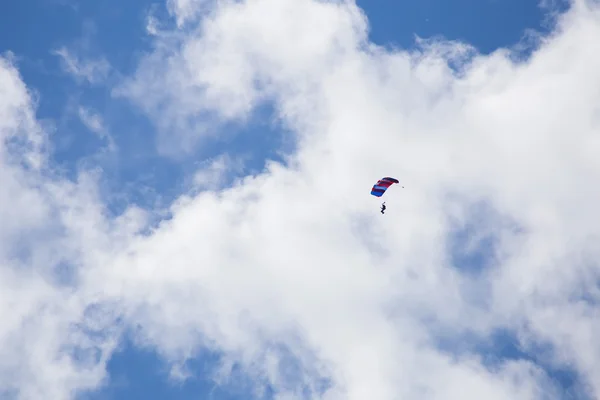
(0, 0, 583, 399)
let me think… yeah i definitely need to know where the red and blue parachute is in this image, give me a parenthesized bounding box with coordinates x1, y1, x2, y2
(370, 177, 400, 197)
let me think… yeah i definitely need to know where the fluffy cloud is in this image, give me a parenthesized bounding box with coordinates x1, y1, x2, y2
(114, 0, 600, 397)
(4, 0, 600, 399)
(0, 56, 141, 399)
(166, 0, 212, 27)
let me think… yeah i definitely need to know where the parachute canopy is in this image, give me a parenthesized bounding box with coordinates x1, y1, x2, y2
(370, 177, 399, 197)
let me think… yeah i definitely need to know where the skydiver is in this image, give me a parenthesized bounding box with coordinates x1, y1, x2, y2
(380, 202, 386, 214)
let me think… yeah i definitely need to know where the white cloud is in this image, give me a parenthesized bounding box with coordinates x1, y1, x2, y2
(53, 47, 110, 85)
(0, 56, 141, 399)
(77, 106, 104, 135)
(108, 0, 600, 397)
(77, 106, 116, 151)
(192, 154, 244, 190)
(0, 55, 47, 169)
(166, 0, 212, 27)
(110, 0, 600, 397)
(0, 57, 99, 399)
(4, 0, 600, 399)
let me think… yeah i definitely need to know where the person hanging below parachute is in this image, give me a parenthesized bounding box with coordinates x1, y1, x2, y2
(370, 177, 402, 214)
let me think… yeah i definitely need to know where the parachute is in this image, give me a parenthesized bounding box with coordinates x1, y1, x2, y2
(370, 177, 399, 197)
